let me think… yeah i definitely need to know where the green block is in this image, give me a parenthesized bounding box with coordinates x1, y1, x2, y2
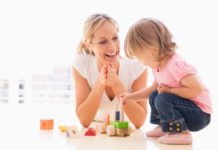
(111, 121, 128, 129)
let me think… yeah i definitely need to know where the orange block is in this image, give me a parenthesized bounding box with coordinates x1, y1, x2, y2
(40, 119, 54, 130)
(106, 114, 110, 126)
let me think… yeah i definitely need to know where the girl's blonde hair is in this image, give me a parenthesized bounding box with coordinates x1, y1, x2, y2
(124, 18, 176, 61)
(77, 13, 119, 55)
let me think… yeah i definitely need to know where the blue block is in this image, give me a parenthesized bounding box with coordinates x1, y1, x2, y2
(115, 111, 120, 121)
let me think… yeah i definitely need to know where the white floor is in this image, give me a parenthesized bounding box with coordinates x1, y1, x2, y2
(0, 102, 216, 150)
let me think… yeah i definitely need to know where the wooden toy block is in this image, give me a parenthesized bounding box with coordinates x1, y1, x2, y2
(98, 122, 106, 134)
(116, 128, 129, 137)
(106, 114, 110, 126)
(95, 124, 99, 134)
(115, 111, 120, 121)
(85, 128, 96, 136)
(119, 100, 124, 121)
(111, 121, 128, 129)
(66, 126, 79, 138)
(106, 125, 116, 136)
(40, 119, 53, 130)
(128, 126, 132, 134)
(59, 125, 68, 132)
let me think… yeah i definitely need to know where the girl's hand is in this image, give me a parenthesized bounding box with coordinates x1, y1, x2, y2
(157, 84, 171, 93)
(119, 92, 132, 104)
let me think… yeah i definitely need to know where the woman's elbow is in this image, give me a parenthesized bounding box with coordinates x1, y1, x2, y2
(134, 117, 146, 129)
(79, 119, 91, 128)
(134, 111, 147, 129)
(134, 120, 145, 129)
(134, 123, 143, 129)
(76, 110, 91, 128)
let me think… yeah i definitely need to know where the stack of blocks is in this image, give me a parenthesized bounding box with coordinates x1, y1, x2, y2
(95, 100, 132, 137)
(107, 121, 131, 137)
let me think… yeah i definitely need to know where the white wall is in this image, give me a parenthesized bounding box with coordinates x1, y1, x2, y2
(1, 0, 218, 101)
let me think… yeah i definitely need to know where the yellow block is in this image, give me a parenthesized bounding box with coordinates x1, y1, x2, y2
(59, 125, 68, 132)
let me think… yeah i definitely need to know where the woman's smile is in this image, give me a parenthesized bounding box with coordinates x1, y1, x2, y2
(104, 51, 119, 61)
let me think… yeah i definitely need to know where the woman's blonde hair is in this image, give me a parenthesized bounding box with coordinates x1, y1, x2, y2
(77, 13, 119, 55)
(124, 18, 176, 61)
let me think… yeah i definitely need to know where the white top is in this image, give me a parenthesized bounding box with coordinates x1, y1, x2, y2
(73, 54, 146, 121)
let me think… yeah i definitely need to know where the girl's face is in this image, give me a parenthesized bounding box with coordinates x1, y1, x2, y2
(87, 21, 120, 66)
(133, 47, 158, 68)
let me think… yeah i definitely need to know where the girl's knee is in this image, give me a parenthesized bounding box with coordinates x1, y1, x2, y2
(158, 92, 174, 99)
(154, 92, 175, 107)
(149, 90, 158, 105)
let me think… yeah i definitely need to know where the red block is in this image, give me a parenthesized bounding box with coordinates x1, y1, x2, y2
(85, 128, 96, 136)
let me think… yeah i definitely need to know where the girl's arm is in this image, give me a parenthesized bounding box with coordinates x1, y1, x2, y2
(169, 74, 204, 98)
(123, 71, 157, 128)
(73, 68, 105, 127)
(121, 80, 158, 102)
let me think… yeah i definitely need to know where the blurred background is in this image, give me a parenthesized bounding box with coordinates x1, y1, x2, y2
(0, 0, 218, 104)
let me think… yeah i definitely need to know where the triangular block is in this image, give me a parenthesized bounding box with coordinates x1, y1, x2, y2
(85, 128, 96, 136)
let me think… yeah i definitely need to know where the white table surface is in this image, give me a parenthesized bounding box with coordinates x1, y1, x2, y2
(0, 103, 216, 150)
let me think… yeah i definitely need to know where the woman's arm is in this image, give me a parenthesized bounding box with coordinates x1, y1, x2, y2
(123, 69, 149, 129)
(73, 68, 105, 127)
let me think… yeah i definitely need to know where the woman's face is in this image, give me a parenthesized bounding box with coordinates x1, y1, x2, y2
(88, 21, 120, 65)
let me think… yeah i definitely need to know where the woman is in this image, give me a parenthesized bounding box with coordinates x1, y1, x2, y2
(73, 13, 148, 128)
